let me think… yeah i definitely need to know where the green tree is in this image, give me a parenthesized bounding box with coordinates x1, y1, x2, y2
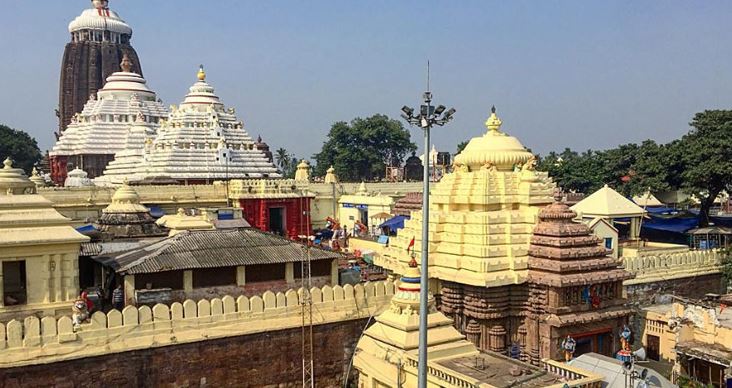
(678, 110, 732, 226)
(0, 124, 42, 174)
(456, 140, 469, 155)
(274, 147, 301, 178)
(313, 114, 416, 181)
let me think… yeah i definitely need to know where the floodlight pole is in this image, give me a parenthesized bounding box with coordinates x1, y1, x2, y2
(401, 91, 454, 388)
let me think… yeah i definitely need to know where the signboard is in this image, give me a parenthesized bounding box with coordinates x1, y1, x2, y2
(342, 203, 368, 210)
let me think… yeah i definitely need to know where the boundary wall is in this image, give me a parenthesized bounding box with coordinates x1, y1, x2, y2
(0, 281, 395, 368)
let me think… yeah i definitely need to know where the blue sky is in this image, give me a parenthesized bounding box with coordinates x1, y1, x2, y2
(1, 1, 731, 160)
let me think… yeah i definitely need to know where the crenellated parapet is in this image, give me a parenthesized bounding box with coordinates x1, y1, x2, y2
(623, 249, 722, 285)
(0, 281, 395, 368)
(228, 178, 312, 199)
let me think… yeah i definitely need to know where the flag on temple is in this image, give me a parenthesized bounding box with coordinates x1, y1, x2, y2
(406, 237, 415, 254)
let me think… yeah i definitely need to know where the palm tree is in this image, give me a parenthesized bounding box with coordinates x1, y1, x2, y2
(274, 148, 291, 173)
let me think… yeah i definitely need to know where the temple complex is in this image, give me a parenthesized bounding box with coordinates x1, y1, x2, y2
(373, 107, 633, 362)
(0, 158, 88, 320)
(51, 55, 168, 184)
(59, 0, 143, 135)
(97, 66, 280, 184)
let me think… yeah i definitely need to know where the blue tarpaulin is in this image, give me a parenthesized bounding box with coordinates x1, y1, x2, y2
(75, 224, 98, 233)
(642, 217, 698, 234)
(379, 215, 409, 232)
(644, 207, 679, 215)
(148, 205, 164, 218)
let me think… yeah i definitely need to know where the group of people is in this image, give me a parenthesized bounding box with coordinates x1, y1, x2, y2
(71, 284, 125, 329)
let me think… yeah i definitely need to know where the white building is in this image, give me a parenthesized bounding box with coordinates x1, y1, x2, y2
(50, 55, 168, 184)
(97, 66, 280, 184)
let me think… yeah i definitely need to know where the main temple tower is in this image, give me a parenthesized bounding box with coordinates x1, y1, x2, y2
(58, 0, 142, 137)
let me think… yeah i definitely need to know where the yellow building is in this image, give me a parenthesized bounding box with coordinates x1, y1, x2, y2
(0, 158, 88, 320)
(376, 107, 555, 288)
(640, 297, 732, 386)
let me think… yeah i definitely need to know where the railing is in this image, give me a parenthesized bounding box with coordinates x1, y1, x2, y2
(542, 359, 605, 388)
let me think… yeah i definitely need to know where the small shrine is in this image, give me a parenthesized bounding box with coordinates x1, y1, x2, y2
(353, 258, 479, 385)
(526, 195, 634, 362)
(94, 181, 167, 238)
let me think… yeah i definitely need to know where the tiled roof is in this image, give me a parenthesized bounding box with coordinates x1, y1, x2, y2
(97, 228, 343, 275)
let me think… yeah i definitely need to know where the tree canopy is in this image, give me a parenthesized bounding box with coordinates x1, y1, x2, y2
(274, 147, 298, 179)
(313, 114, 416, 181)
(679, 110, 732, 226)
(536, 109, 732, 226)
(0, 124, 42, 174)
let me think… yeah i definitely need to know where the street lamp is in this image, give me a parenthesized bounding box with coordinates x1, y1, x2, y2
(401, 91, 455, 388)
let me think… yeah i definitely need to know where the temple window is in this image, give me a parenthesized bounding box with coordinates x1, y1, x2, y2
(2, 260, 27, 305)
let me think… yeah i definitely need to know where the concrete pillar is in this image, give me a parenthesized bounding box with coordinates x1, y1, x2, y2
(285, 262, 295, 284)
(236, 266, 246, 286)
(330, 259, 339, 286)
(0, 261, 4, 308)
(123, 274, 136, 306)
(183, 270, 193, 292)
(630, 217, 640, 240)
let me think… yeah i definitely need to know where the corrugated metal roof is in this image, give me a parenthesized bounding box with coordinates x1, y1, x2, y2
(98, 228, 343, 275)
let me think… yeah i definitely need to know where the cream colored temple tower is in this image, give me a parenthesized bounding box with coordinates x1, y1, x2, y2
(0, 158, 88, 320)
(376, 107, 555, 287)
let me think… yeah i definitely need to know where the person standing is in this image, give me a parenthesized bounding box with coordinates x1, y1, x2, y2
(112, 284, 124, 310)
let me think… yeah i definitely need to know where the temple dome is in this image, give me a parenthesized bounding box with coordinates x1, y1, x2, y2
(453, 107, 533, 171)
(29, 168, 47, 188)
(181, 65, 223, 107)
(104, 181, 149, 213)
(0, 158, 36, 194)
(68, 1, 132, 35)
(97, 56, 154, 99)
(294, 160, 310, 181)
(324, 166, 338, 184)
(64, 168, 94, 187)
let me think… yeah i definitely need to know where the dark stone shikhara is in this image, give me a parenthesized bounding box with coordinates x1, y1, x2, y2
(439, 197, 634, 363)
(58, 4, 142, 137)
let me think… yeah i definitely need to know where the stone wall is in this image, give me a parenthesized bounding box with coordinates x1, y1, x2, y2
(622, 249, 723, 304)
(38, 181, 422, 225)
(0, 281, 394, 369)
(0, 320, 366, 387)
(39, 184, 229, 222)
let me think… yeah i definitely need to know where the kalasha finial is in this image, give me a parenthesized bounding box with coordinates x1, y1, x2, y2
(485, 105, 503, 132)
(3, 157, 12, 169)
(120, 54, 132, 73)
(197, 65, 206, 81)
